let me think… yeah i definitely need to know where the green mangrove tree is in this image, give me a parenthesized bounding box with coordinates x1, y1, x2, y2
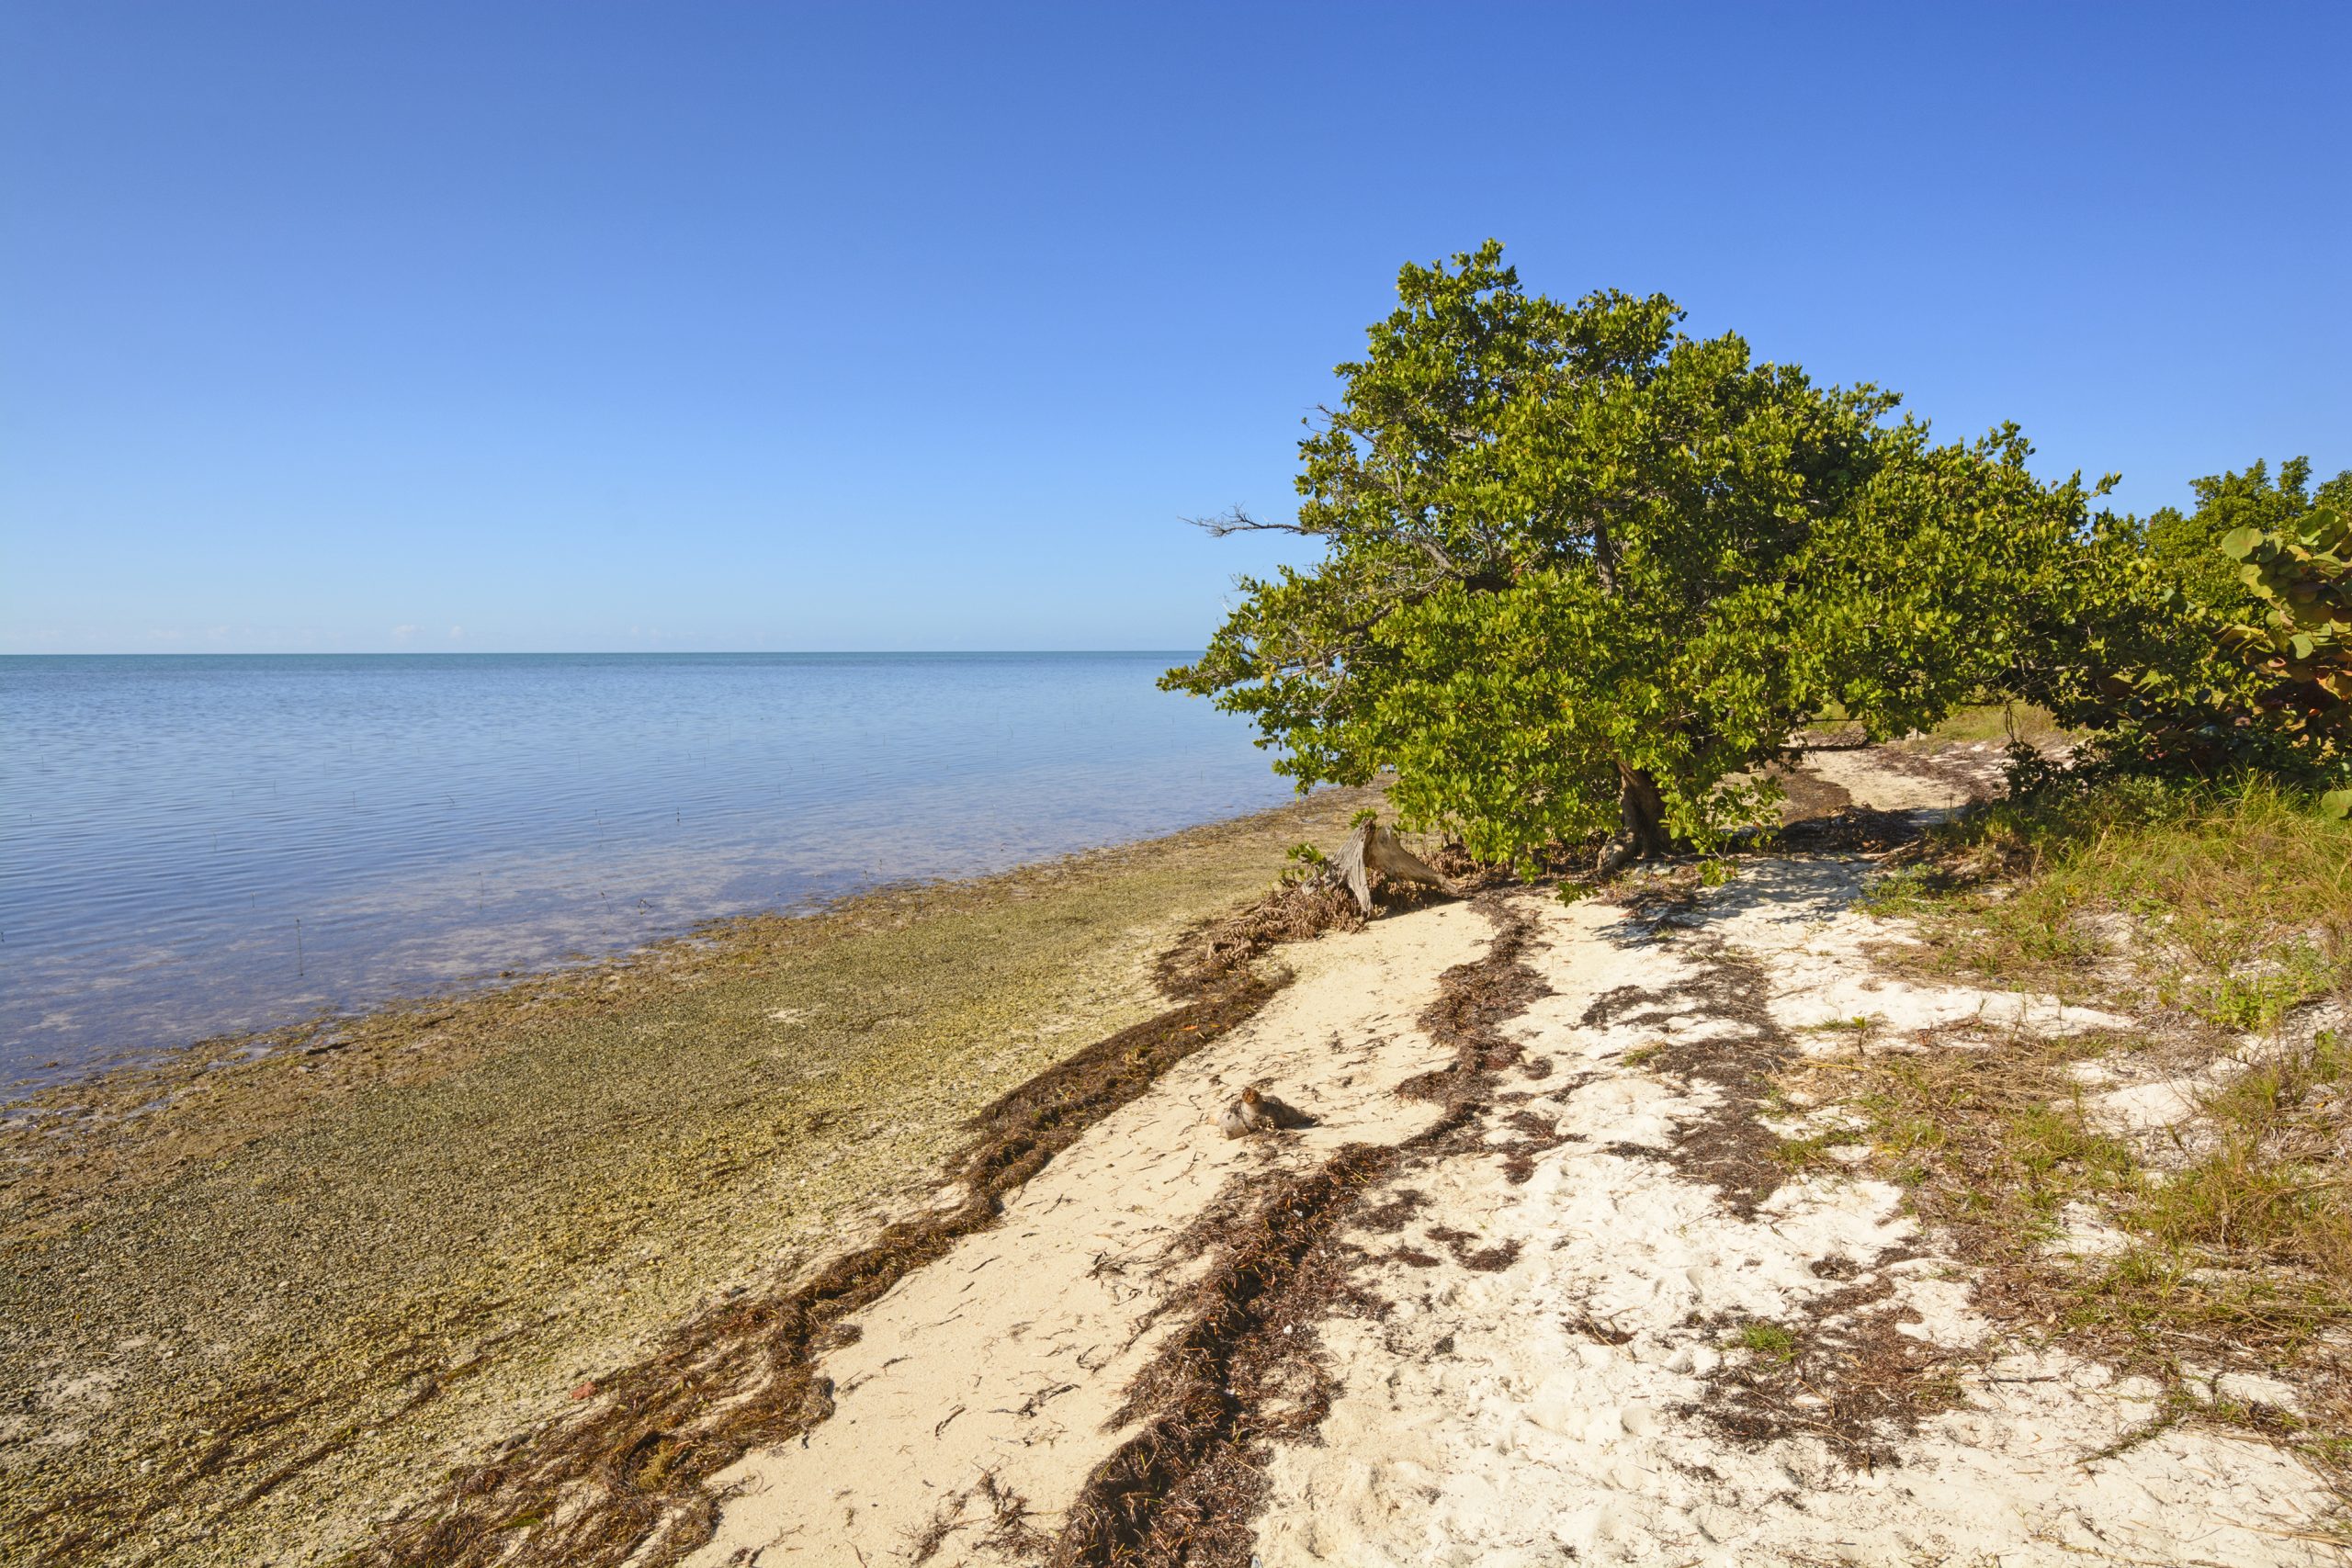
(1165, 242, 2094, 868)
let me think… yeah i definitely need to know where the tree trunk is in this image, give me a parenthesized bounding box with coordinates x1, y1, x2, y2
(1597, 763, 1671, 874)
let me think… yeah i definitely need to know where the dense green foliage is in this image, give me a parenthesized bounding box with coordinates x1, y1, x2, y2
(2221, 502, 2352, 811)
(1166, 243, 2096, 865)
(2145, 457, 2352, 618)
(2000, 509, 2265, 770)
(2013, 468, 2351, 803)
(1168, 243, 2347, 857)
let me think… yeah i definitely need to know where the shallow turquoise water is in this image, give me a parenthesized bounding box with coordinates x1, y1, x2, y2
(0, 653, 1291, 1085)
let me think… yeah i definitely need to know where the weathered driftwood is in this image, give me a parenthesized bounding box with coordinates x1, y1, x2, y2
(1331, 820, 1450, 916)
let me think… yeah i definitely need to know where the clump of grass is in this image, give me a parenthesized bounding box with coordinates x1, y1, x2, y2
(1805, 1026, 2352, 1460)
(2132, 1028, 2352, 1288)
(1830, 1027, 2139, 1247)
(1735, 1320, 1800, 1360)
(1813, 774, 2352, 1464)
(1772, 1128, 1861, 1172)
(1866, 774, 2350, 1029)
(2165, 942, 2339, 1034)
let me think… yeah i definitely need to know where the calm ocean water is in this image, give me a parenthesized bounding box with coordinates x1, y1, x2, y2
(0, 653, 1295, 1088)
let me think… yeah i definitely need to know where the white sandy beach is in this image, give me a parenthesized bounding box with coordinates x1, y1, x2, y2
(669, 753, 2346, 1567)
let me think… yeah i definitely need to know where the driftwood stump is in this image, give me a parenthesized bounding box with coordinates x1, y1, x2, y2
(1331, 820, 1449, 916)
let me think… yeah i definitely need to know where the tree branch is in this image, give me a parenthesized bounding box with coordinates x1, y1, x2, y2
(1182, 506, 1313, 538)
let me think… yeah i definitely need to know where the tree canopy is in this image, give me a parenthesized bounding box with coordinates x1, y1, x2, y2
(1165, 243, 2097, 867)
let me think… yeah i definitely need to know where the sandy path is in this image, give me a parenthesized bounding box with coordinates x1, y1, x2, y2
(1254, 874, 2342, 1567)
(684, 898, 1490, 1566)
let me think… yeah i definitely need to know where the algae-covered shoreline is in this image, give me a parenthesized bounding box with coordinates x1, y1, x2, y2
(0, 787, 1377, 1568)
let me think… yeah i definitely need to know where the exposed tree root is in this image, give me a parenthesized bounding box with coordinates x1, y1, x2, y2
(1329, 821, 1449, 915)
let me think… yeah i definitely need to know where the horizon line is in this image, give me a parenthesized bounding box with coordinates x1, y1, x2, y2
(0, 648, 1210, 658)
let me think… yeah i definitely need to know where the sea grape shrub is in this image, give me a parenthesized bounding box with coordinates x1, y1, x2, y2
(2221, 502, 2352, 813)
(2223, 500, 2352, 682)
(1165, 242, 2093, 868)
(1998, 511, 2264, 772)
(2146, 457, 2352, 620)
(2006, 479, 2352, 810)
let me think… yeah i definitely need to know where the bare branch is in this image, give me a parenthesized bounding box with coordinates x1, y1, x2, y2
(1182, 506, 1311, 538)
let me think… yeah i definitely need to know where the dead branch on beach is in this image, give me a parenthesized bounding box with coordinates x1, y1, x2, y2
(1156, 819, 1457, 996)
(1330, 819, 1450, 916)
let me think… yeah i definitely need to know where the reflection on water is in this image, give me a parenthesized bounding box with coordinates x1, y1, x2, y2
(0, 653, 1292, 1086)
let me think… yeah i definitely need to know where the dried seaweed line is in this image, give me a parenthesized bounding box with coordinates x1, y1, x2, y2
(357, 973, 1283, 1568)
(1048, 895, 1551, 1568)
(1580, 919, 1964, 1464)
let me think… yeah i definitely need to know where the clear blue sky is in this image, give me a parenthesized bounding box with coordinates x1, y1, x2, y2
(4, 2, 2346, 654)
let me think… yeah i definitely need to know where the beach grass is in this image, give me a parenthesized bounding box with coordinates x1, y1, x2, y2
(1801, 775, 2352, 1474)
(1863, 773, 2352, 1024)
(1901, 700, 2066, 749)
